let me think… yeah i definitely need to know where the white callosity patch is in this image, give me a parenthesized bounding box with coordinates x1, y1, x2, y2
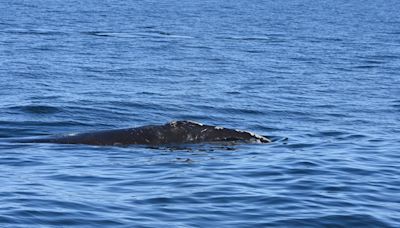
(169, 121, 178, 127)
(235, 129, 270, 143)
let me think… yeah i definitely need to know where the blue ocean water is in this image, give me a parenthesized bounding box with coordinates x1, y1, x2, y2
(1, 0, 400, 227)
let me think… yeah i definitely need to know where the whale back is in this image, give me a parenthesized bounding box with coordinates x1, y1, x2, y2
(14, 120, 271, 146)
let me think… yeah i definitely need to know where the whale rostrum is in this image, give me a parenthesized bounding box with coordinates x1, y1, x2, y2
(16, 120, 271, 146)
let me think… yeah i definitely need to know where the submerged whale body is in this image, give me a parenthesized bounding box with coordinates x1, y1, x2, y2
(17, 120, 271, 146)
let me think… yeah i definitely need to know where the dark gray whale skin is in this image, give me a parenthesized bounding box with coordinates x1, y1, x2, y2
(15, 120, 271, 146)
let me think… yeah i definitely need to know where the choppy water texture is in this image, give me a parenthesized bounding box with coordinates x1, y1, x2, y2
(1, 0, 400, 227)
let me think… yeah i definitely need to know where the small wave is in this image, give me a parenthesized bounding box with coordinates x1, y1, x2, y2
(0, 157, 47, 167)
(269, 214, 392, 228)
(318, 130, 347, 137)
(353, 65, 378, 69)
(182, 44, 213, 50)
(3, 209, 124, 226)
(216, 35, 286, 43)
(218, 36, 268, 41)
(370, 54, 400, 60)
(136, 31, 194, 39)
(82, 31, 141, 38)
(0, 120, 92, 138)
(392, 100, 400, 109)
(9, 105, 62, 114)
(0, 127, 40, 138)
(286, 143, 316, 149)
(0, 120, 91, 127)
(314, 104, 336, 109)
(362, 59, 386, 64)
(220, 107, 265, 115)
(82, 31, 193, 39)
(47, 174, 119, 183)
(305, 36, 344, 43)
(137, 25, 156, 29)
(3, 29, 66, 36)
(244, 49, 266, 53)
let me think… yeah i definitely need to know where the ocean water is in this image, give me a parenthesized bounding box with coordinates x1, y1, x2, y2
(1, 0, 400, 227)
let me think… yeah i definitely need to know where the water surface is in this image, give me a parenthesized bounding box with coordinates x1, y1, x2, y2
(1, 0, 400, 227)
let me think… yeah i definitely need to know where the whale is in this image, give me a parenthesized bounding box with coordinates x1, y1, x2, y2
(14, 120, 271, 146)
